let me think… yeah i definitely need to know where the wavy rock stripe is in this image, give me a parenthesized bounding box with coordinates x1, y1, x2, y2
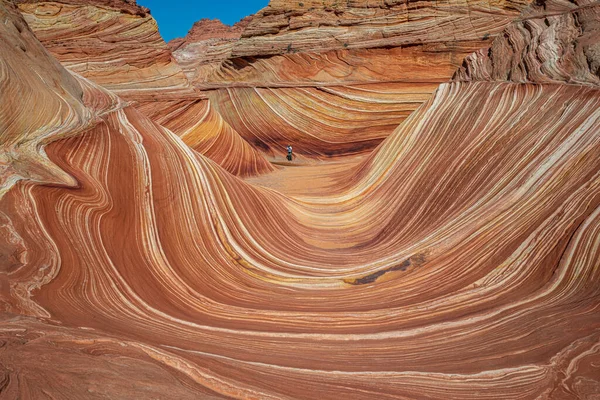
(14, 0, 278, 178)
(136, 99, 275, 177)
(187, 38, 488, 88)
(2, 0, 600, 398)
(0, 315, 226, 399)
(0, 0, 128, 198)
(208, 83, 438, 158)
(186, 0, 521, 87)
(15, 0, 195, 100)
(454, 1, 600, 86)
(15, 0, 501, 164)
(170, 0, 521, 161)
(233, 0, 529, 58)
(168, 0, 531, 161)
(3, 65, 600, 397)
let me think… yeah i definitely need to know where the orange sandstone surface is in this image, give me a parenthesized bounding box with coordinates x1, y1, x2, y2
(14, 0, 274, 177)
(1, 0, 600, 398)
(170, 0, 535, 158)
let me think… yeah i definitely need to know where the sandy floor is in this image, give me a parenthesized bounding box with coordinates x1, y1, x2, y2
(245, 155, 366, 197)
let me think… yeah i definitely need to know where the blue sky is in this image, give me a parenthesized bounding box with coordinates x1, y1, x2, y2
(138, 0, 269, 43)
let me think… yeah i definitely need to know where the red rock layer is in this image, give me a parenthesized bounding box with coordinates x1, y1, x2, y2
(4, 77, 600, 398)
(234, 0, 527, 58)
(203, 0, 529, 86)
(15, 0, 194, 100)
(207, 83, 438, 157)
(2, 0, 600, 395)
(454, 0, 600, 85)
(15, 0, 276, 177)
(202, 41, 484, 87)
(0, 315, 219, 399)
(171, 18, 248, 47)
(136, 99, 275, 177)
(170, 0, 534, 158)
(169, 17, 254, 85)
(182, 41, 471, 158)
(2, 0, 600, 398)
(0, 0, 124, 198)
(14, 0, 150, 16)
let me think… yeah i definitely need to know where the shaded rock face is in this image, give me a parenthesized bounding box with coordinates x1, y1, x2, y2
(169, 17, 254, 83)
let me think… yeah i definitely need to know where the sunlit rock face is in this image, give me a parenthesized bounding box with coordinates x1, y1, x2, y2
(15, 0, 273, 177)
(1, 0, 600, 398)
(171, 0, 538, 158)
(136, 99, 275, 177)
(0, 0, 98, 198)
(454, 0, 600, 86)
(15, 0, 193, 100)
(223, 0, 526, 84)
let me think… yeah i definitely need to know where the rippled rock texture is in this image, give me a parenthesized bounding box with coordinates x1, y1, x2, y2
(15, 0, 275, 177)
(454, 0, 600, 85)
(136, 99, 275, 177)
(15, 0, 192, 99)
(1, 0, 600, 398)
(169, 17, 253, 84)
(170, 0, 538, 158)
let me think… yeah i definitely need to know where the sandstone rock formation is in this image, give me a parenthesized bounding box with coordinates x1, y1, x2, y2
(454, 0, 600, 85)
(15, 0, 192, 100)
(15, 0, 273, 177)
(171, 0, 538, 158)
(222, 0, 520, 83)
(206, 83, 438, 157)
(0, 0, 101, 198)
(136, 99, 275, 177)
(1, 0, 600, 398)
(169, 17, 253, 84)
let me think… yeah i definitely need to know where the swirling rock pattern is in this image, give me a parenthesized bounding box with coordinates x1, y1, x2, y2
(169, 17, 253, 84)
(170, 0, 535, 158)
(191, 0, 531, 87)
(15, 0, 276, 177)
(1, 0, 600, 398)
(4, 78, 600, 398)
(454, 0, 600, 85)
(136, 99, 275, 177)
(0, 0, 121, 198)
(15, 0, 194, 100)
(207, 83, 438, 157)
(234, 0, 526, 58)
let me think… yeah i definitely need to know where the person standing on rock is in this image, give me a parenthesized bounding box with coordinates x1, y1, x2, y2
(286, 145, 293, 161)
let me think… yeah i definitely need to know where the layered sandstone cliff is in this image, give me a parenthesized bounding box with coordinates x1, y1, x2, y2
(15, 0, 274, 176)
(0, 0, 98, 197)
(15, 0, 193, 100)
(169, 17, 253, 83)
(454, 0, 600, 85)
(199, 0, 530, 86)
(169, 0, 537, 158)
